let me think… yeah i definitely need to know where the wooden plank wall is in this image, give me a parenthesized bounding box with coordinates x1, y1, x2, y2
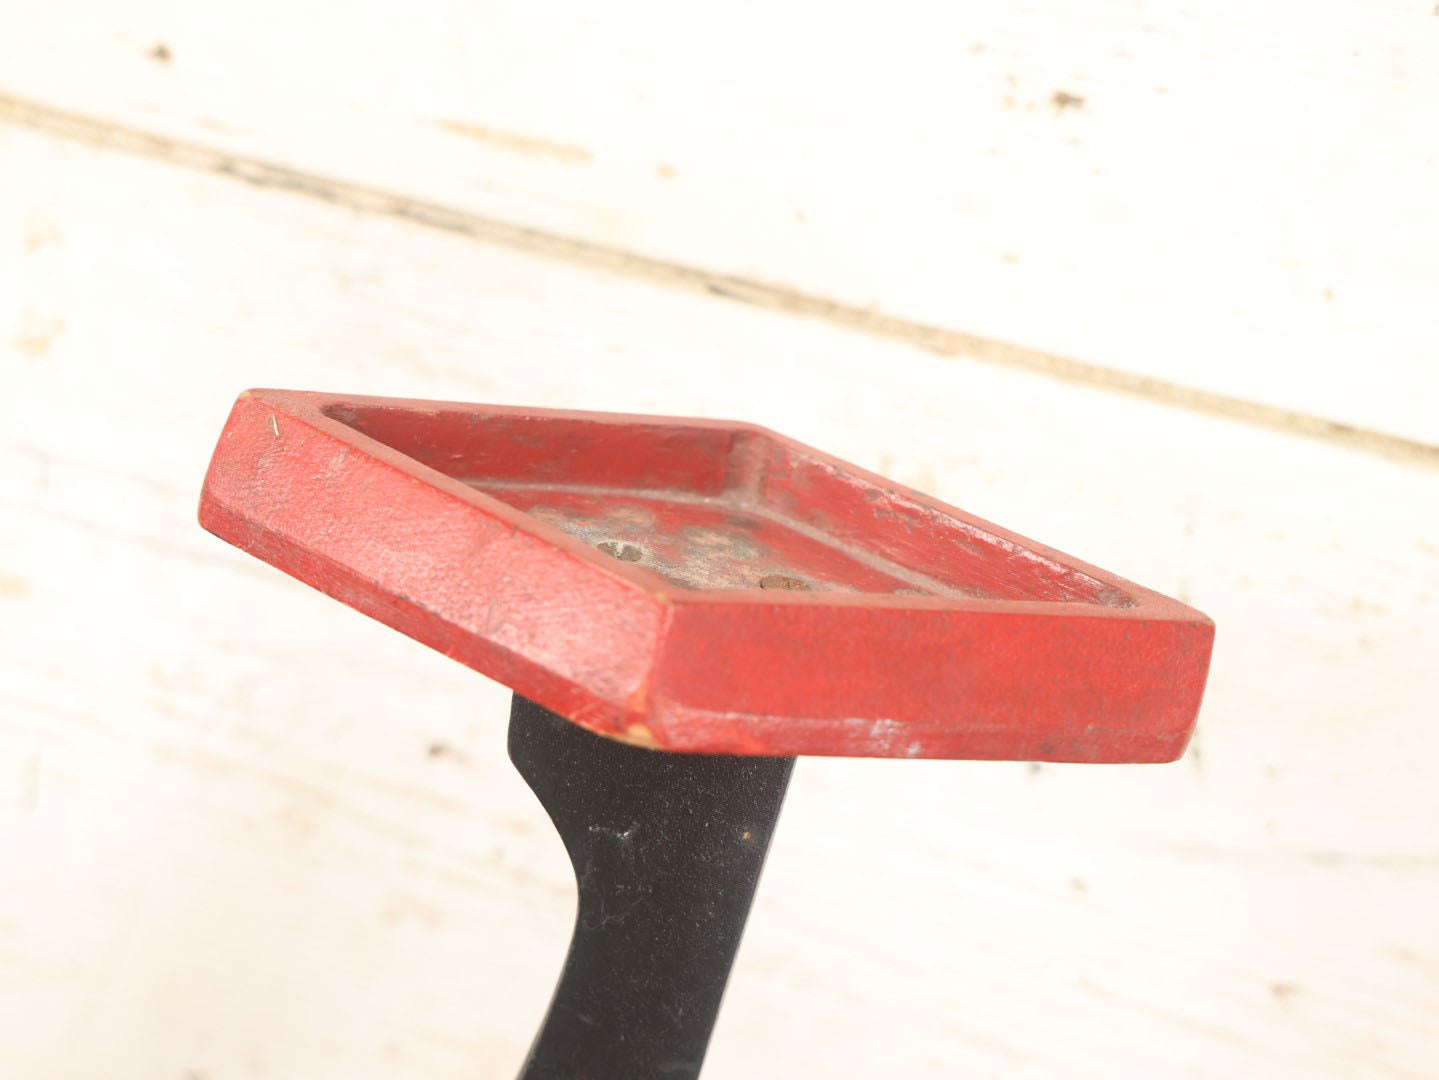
(2, 3, 1437, 1077)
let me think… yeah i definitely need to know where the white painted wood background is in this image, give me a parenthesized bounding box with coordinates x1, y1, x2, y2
(2, 2, 1437, 1077)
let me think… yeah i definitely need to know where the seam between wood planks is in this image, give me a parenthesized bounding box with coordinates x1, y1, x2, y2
(4, 91, 1436, 470)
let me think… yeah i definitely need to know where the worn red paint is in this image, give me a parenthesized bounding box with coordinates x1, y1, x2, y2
(199, 389, 1213, 761)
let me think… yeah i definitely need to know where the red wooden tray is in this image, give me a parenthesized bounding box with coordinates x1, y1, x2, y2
(200, 389, 1213, 761)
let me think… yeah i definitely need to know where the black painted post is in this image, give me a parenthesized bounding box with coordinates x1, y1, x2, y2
(508, 695, 794, 1080)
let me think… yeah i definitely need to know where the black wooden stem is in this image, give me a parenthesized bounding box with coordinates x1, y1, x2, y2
(508, 694, 795, 1080)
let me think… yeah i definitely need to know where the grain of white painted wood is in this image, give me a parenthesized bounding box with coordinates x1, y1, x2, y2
(2, 0, 1437, 443)
(3, 124, 1438, 1078)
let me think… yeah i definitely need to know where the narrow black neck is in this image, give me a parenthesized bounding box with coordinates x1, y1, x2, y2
(508, 695, 794, 1080)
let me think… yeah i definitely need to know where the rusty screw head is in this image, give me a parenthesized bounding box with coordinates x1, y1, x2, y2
(597, 540, 644, 562)
(759, 573, 810, 591)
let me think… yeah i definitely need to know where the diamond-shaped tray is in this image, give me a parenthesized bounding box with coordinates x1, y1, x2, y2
(199, 390, 1213, 760)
